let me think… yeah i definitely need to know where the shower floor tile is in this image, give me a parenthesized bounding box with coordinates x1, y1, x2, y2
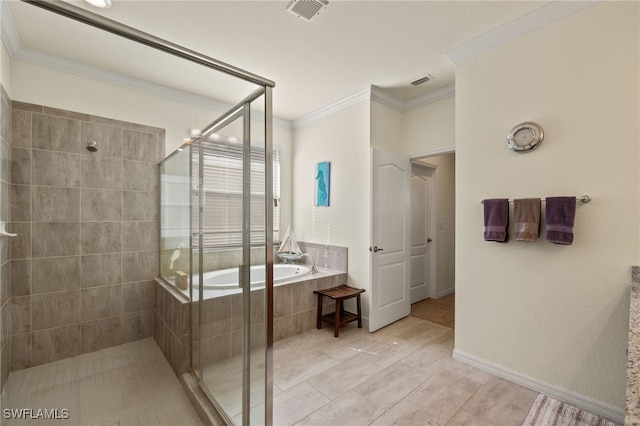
(1, 338, 202, 426)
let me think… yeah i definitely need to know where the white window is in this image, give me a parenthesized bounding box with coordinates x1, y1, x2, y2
(193, 139, 280, 249)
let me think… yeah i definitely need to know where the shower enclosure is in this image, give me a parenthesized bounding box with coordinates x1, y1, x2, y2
(160, 88, 274, 424)
(21, 1, 275, 425)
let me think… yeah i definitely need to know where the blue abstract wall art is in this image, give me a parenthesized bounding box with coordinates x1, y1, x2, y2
(315, 161, 330, 207)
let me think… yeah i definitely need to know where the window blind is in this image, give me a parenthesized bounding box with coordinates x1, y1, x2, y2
(192, 140, 280, 249)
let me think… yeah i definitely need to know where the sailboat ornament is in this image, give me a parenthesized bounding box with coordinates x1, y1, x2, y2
(277, 225, 303, 263)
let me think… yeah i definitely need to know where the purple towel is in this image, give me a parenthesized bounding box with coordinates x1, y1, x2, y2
(545, 197, 576, 245)
(483, 198, 509, 242)
(514, 198, 541, 242)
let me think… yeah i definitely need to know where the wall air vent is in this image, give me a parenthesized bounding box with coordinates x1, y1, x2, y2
(286, 0, 329, 21)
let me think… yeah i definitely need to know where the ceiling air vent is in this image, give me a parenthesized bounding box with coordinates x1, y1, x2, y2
(411, 74, 435, 86)
(286, 0, 329, 21)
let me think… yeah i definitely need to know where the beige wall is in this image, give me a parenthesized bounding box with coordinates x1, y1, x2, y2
(402, 96, 455, 157)
(371, 100, 402, 154)
(455, 1, 639, 409)
(292, 100, 371, 317)
(1, 41, 9, 95)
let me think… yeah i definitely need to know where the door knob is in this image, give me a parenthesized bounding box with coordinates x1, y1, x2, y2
(373, 246, 384, 253)
(427, 238, 432, 243)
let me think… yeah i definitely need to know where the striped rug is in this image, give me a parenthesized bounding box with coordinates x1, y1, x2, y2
(522, 394, 620, 426)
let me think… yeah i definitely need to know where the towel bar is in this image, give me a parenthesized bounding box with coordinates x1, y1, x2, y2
(481, 195, 591, 204)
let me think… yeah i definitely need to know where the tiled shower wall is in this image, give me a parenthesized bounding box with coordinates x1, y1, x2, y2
(9, 101, 164, 370)
(0, 85, 11, 389)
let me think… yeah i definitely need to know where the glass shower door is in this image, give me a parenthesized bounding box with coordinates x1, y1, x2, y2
(192, 88, 272, 425)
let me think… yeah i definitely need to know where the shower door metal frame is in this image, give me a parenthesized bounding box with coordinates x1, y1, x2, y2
(193, 86, 274, 425)
(22, 1, 274, 424)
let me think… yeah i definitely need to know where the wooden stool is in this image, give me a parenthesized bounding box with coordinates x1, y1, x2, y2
(314, 285, 365, 337)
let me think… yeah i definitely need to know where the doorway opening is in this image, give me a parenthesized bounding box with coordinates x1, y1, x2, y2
(409, 153, 455, 329)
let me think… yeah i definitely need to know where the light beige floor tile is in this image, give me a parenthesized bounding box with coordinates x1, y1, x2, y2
(445, 409, 499, 426)
(273, 382, 331, 426)
(357, 338, 421, 369)
(452, 376, 538, 425)
(305, 354, 384, 400)
(370, 369, 483, 425)
(296, 390, 385, 426)
(353, 361, 429, 413)
(274, 352, 341, 391)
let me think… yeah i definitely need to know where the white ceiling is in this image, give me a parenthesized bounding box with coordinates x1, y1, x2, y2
(6, 0, 553, 123)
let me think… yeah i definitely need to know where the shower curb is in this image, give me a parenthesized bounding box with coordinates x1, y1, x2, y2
(180, 372, 228, 426)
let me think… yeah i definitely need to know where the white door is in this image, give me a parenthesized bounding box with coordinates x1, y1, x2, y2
(410, 164, 435, 303)
(370, 148, 411, 332)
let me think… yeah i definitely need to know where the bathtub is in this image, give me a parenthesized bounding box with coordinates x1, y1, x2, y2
(194, 263, 312, 290)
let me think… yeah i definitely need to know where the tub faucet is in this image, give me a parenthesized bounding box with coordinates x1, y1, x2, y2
(298, 253, 318, 274)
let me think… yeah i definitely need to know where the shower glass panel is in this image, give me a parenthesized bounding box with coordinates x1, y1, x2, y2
(160, 148, 191, 288)
(186, 88, 272, 425)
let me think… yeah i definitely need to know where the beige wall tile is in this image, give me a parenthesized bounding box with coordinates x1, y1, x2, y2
(31, 324, 81, 366)
(80, 222, 121, 254)
(10, 184, 30, 222)
(123, 191, 158, 221)
(121, 250, 158, 282)
(32, 256, 80, 294)
(81, 317, 122, 353)
(32, 290, 80, 330)
(9, 223, 31, 259)
(122, 311, 153, 343)
(32, 149, 80, 187)
(81, 285, 122, 321)
(11, 109, 32, 148)
(11, 296, 30, 335)
(81, 156, 122, 189)
(123, 129, 163, 163)
(123, 160, 158, 192)
(32, 114, 81, 153)
(9, 103, 163, 370)
(32, 187, 80, 222)
(122, 280, 154, 313)
(81, 189, 122, 221)
(10, 333, 30, 370)
(10, 259, 30, 297)
(81, 253, 121, 287)
(32, 222, 80, 258)
(10, 147, 31, 184)
(122, 221, 158, 251)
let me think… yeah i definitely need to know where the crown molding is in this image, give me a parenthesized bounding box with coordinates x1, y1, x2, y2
(445, 0, 601, 63)
(291, 87, 371, 129)
(12, 46, 293, 130)
(292, 84, 456, 129)
(370, 86, 404, 112)
(371, 84, 455, 113)
(402, 84, 455, 111)
(1, 0, 21, 55)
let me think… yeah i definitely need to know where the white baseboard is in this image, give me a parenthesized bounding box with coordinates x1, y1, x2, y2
(452, 349, 625, 425)
(437, 287, 455, 298)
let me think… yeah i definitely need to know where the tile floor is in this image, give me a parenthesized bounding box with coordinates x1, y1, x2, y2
(2, 298, 540, 426)
(272, 314, 539, 425)
(1, 338, 203, 426)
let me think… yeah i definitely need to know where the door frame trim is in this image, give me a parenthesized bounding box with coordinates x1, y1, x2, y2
(411, 161, 438, 299)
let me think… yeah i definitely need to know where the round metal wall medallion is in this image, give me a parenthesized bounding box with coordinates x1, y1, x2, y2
(507, 122, 544, 153)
